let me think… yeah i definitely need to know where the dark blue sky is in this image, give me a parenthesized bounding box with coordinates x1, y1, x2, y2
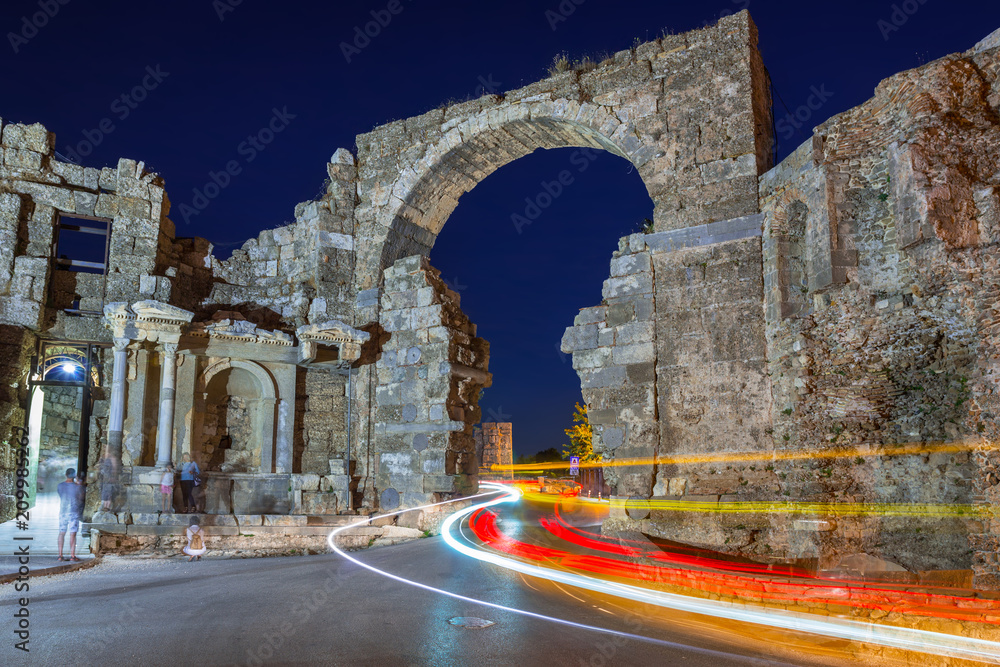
(2, 1, 997, 456)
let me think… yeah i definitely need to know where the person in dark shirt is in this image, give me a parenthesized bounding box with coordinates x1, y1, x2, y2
(57, 468, 84, 562)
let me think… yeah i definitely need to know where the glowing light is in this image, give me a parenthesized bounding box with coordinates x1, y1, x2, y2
(493, 439, 998, 472)
(326, 487, 769, 663)
(442, 484, 1000, 664)
(604, 498, 992, 519)
(61, 361, 78, 373)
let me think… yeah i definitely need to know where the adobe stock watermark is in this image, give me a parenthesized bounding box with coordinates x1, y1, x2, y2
(511, 147, 600, 234)
(475, 74, 502, 97)
(213, 0, 243, 21)
(245, 561, 353, 665)
(441, 275, 468, 295)
(698, 0, 750, 28)
(177, 107, 296, 225)
(60, 65, 170, 164)
(7, 0, 71, 53)
(546, 0, 586, 31)
(556, 341, 571, 365)
(877, 0, 930, 41)
(484, 406, 512, 422)
(776, 84, 834, 141)
(340, 0, 412, 64)
(580, 609, 647, 667)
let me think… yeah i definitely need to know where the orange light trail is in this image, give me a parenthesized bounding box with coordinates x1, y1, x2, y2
(494, 439, 997, 472)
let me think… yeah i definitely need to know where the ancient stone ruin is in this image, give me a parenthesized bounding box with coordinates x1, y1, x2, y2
(3, 11, 1000, 584)
(475, 422, 513, 480)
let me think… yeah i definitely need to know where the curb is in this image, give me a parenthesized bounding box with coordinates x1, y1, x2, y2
(0, 556, 102, 584)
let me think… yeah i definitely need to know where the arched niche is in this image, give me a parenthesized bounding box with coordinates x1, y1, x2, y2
(195, 359, 278, 473)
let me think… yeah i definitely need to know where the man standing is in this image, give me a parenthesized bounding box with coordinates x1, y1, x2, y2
(57, 468, 84, 562)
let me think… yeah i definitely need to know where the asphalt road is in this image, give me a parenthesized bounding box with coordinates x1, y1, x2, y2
(0, 495, 862, 667)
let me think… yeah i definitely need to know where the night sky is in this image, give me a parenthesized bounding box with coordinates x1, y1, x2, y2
(2, 1, 998, 457)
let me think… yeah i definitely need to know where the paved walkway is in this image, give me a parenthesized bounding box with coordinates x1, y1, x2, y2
(0, 493, 93, 579)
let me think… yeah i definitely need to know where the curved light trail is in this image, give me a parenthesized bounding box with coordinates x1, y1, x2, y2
(441, 484, 1000, 664)
(326, 488, 795, 665)
(327, 483, 1000, 663)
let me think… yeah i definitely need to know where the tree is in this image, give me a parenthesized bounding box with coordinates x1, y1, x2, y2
(563, 402, 598, 462)
(515, 448, 564, 465)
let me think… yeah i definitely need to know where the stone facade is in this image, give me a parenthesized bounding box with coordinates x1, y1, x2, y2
(2, 10, 1000, 586)
(475, 422, 512, 479)
(560, 25, 1000, 588)
(374, 256, 490, 508)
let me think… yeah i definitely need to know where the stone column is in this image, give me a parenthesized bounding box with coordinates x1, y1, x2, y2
(155, 342, 179, 469)
(106, 337, 130, 463)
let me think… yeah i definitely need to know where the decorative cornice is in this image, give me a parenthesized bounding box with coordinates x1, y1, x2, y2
(296, 320, 370, 364)
(190, 313, 294, 346)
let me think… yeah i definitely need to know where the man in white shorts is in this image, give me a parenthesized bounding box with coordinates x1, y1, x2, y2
(57, 468, 84, 562)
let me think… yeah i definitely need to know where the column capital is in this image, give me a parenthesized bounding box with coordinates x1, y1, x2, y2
(113, 336, 131, 352)
(160, 342, 179, 357)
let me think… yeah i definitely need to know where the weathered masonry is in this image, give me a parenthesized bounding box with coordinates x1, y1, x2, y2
(3, 11, 1000, 585)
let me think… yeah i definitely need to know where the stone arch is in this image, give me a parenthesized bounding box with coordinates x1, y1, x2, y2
(348, 11, 773, 509)
(354, 11, 774, 287)
(369, 104, 660, 277)
(200, 358, 277, 399)
(195, 359, 278, 473)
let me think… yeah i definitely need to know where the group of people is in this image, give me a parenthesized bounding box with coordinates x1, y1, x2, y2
(159, 453, 202, 514)
(57, 454, 208, 563)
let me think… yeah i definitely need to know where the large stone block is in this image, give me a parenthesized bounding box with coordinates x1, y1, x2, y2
(232, 477, 290, 515)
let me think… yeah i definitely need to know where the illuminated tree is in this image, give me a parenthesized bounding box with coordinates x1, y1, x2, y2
(563, 402, 598, 462)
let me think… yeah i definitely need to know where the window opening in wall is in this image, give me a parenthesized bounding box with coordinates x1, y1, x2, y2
(53, 215, 111, 274)
(51, 214, 112, 315)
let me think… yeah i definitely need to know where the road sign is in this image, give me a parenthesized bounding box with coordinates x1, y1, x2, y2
(569, 456, 580, 476)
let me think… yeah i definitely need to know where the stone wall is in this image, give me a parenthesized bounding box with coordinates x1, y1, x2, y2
(759, 35, 1000, 582)
(349, 11, 772, 295)
(38, 385, 81, 464)
(474, 422, 512, 478)
(3, 12, 1000, 578)
(205, 148, 358, 329)
(0, 326, 34, 522)
(299, 368, 349, 474)
(374, 256, 490, 508)
(562, 235, 659, 496)
(558, 26, 1000, 588)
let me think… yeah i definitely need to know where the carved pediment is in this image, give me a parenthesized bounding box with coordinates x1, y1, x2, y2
(103, 300, 193, 343)
(131, 300, 195, 325)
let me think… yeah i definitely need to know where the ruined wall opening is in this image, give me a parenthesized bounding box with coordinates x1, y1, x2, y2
(420, 145, 654, 467)
(50, 214, 111, 315)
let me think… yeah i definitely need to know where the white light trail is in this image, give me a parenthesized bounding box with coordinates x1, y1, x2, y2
(326, 487, 792, 665)
(440, 484, 1000, 665)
